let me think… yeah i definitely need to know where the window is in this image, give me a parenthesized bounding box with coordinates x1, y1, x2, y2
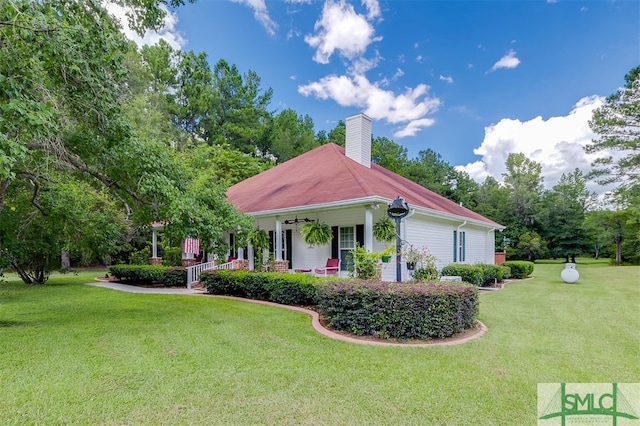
(339, 226, 355, 271)
(453, 230, 466, 262)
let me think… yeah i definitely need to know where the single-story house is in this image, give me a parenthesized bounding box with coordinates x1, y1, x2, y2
(221, 113, 504, 282)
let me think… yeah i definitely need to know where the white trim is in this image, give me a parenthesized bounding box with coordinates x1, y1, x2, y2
(364, 208, 373, 251)
(244, 196, 504, 231)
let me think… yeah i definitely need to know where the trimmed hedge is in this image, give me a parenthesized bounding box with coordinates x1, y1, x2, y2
(161, 268, 187, 287)
(108, 265, 187, 287)
(440, 263, 510, 286)
(317, 280, 478, 339)
(502, 261, 534, 279)
(201, 270, 319, 305)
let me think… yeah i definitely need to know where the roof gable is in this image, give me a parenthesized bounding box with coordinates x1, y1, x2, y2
(226, 143, 500, 227)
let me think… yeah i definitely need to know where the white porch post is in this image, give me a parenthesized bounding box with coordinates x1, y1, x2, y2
(275, 217, 283, 261)
(238, 247, 245, 260)
(247, 245, 254, 270)
(151, 228, 158, 258)
(364, 208, 373, 252)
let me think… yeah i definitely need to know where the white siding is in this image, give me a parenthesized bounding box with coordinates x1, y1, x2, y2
(250, 207, 497, 279)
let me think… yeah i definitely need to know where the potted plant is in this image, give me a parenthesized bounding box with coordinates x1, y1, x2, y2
(402, 246, 437, 272)
(300, 221, 332, 246)
(372, 217, 396, 242)
(247, 229, 270, 252)
(380, 246, 394, 263)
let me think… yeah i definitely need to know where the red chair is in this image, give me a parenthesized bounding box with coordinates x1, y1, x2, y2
(315, 258, 341, 278)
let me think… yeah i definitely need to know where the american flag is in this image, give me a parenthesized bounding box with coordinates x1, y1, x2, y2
(182, 237, 200, 254)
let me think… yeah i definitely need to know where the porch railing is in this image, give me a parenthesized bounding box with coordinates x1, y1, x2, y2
(186, 261, 233, 289)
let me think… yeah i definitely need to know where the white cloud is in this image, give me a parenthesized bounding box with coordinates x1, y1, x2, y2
(456, 96, 617, 194)
(104, 2, 186, 50)
(299, 0, 438, 138)
(298, 73, 440, 136)
(439, 75, 454, 84)
(361, 0, 382, 20)
(416, 54, 424, 63)
(231, 0, 278, 36)
(489, 49, 520, 72)
(394, 118, 436, 138)
(304, 0, 381, 64)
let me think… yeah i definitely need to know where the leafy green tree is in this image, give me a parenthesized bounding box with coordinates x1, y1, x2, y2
(405, 149, 452, 195)
(0, 177, 128, 284)
(583, 210, 616, 259)
(541, 169, 594, 260)
(0, 0, 256, 283)
(327, 120, 346, 146)
(205, 59, 273, 153)
(473, 176, 508, 225)
(584, 209, 639, 264)
(170, 50, 213, 139)
(587, 66, 640, 205)
(502, 153, 544, 229)
(268, 109, 318, 162)
(371, 137, 408, 174)
(513, 231, 548, 261)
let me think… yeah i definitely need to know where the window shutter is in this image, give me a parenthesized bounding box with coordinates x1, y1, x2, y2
(453, 230, 457, 262)
(331, 226, 339, 259)
(356, 224, 365, 247)
(286, 229, 293, 268)
(230, 233, 236, 258)
(461, 232, 466, 262)
(268, 231, 274, 254)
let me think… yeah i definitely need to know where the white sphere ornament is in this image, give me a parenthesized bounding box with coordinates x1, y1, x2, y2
(561, 266, 579, 283)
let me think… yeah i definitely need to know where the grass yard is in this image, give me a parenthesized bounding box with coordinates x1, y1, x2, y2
(0, 262, 638, 425)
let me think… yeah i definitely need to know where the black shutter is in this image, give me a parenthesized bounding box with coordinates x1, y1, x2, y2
(356, 224, 365, 247)
(286, 229, 293, 268)
(268, 231, 274, 254)
(453, 230, 457, 263)
(331, 226, 339, 259)
(230, 233, 236, 258)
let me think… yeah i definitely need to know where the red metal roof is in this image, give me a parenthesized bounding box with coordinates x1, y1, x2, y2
(226, 143, 501, 227)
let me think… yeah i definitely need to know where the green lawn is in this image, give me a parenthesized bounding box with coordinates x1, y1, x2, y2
(0, 263, 638, 425)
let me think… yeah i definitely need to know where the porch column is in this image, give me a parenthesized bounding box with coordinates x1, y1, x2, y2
(364, 208, 373, 252)
(238, 247, 245, 260)
(151, 228, 158, 258)
(247, 245, 254, 271)
(275, 217, 283, 261)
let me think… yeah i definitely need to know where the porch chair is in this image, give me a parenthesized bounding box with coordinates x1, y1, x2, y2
(315, 258, 340, 278)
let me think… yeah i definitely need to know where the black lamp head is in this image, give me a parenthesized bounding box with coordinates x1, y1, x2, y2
(387, 196, 409, 218)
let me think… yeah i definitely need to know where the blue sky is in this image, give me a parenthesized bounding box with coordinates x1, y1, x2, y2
(107, 0, 639, 193)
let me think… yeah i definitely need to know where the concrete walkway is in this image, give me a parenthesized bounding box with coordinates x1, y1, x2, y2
(87, 280, 487, 347)
(87, 281, 203, 295)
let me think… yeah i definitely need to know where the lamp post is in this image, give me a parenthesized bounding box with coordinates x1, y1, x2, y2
(387, 196, 410, 282)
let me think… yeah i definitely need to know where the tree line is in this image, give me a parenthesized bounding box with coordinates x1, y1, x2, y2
(1, 0, 638, 283)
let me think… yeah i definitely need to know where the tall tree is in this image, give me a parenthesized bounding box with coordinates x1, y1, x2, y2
(473, 176, 508, 225)
(405, 149, 455, 196)
(327, 120, 346, 146)
(371, 137, 408, 174)
(586, 66, 640, 205)
(502, 153, 544, 229)
(541, 169, 594, 260)
(268, 109, 318, 162)
(205, 59, 273, 153)
(0, 0, 255, 283)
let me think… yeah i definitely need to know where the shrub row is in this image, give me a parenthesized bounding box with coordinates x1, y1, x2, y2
(440, 263, 510, 286)
(317, 281, 478, 339)
(502, 261, 534, 279)
(201, 270, 318, 305)
(108, 265, 187, 287)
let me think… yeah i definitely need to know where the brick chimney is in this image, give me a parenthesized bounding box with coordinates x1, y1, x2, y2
(345, 113, 372, 168)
